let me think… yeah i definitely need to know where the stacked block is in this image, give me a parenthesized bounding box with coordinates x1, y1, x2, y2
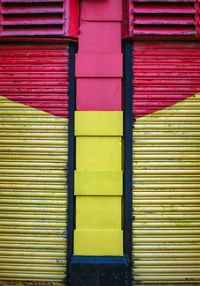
(74, 0, 123, 256)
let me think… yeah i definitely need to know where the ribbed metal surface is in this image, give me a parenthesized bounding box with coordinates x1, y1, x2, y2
(0, 282, 64, 286)
(0, 44, 69, 282)
(129, 0, 200, 36)
(132, 42, 200, 284)
(0, 0, 68, 36)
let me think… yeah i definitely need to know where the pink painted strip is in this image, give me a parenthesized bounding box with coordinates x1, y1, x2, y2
(76, 78, 122, 111)
(76, 0, 122, 111)
(81, 0, 122, 21)
(76, 53, 123, 78)
(79, 22, 121, 53)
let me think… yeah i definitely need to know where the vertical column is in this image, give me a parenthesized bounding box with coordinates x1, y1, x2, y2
(69, 0, 131, 285)
(74, 0, 123, 256)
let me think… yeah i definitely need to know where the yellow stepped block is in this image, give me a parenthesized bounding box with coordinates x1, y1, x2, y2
(75, 171, 123, 195)
(74, 230, 123, 256)
(76, 137, 122, 171)
(76, 196, 122, 229)
(75, 111, 123, 136)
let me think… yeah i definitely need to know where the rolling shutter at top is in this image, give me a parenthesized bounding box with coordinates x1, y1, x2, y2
(0, 43, 69, 283)
(132, 41, 200, 284)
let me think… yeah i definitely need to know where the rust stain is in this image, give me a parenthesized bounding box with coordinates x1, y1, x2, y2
(0, 282, 65, 286)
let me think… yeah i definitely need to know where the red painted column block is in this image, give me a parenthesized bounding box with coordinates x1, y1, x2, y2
(76, 0, 123, 111)
(76, 53, 123, 78)
(77, 21, 122, 111)
(81, 0, 122, 21)
(79, 22, 121, 53)
(76, 78, 122, 111)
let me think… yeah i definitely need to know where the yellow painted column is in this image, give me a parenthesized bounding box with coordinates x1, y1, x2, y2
(74, 111, 123, 255)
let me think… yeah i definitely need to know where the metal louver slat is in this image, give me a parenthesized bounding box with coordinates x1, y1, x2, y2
(0, 0, 68, 36)
(0, 43, 69, 284)
(128, 0, 200, 36)
(132, 41, 200, 284)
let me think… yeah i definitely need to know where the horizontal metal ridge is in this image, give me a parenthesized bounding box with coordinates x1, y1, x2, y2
(0, 43, 69, 281)
(132, 41, 200, 284)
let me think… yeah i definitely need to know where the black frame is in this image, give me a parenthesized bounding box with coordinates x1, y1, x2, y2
(124, 42, 133, 285)
(67, 42, 133, 286)
(67, 42, 76, 275)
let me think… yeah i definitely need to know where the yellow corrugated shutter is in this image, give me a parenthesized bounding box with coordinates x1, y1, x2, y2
(0, 43, 69, 283)
(132, 41, 200, 284)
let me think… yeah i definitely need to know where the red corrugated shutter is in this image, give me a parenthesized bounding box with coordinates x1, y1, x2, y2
(0, 42, 69, 283)
(132, 41, 200, 284)
(0, 43, 69, 117)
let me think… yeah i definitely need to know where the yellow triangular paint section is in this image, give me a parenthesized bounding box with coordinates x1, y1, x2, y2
(0, 95, 68, 121)
(132, 93, 200, 283)
(136, 92, 200, 123)
(0, 95, 68, 282)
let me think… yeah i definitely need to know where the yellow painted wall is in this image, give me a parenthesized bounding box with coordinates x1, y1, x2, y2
(74, 230, 123, 256)
(0, 96, 68, 281)
(132, 94, 200, 283)
(75, 171, 123, 196)
(76, 137, 122, 170)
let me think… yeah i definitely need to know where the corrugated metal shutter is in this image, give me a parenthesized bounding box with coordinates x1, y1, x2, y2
(0, 43, 69, 283)
(132, 41, 200, 284)
(127, 0, 200, 36)
(0, 0, 70, 36)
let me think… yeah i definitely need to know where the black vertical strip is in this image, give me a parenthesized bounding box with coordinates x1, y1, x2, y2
(67, 43, 76, 277)
(124, 42, 133, 285)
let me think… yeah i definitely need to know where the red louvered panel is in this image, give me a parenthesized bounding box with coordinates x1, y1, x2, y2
(0, 0, 78, 37)
(124, 0, 200, 37)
